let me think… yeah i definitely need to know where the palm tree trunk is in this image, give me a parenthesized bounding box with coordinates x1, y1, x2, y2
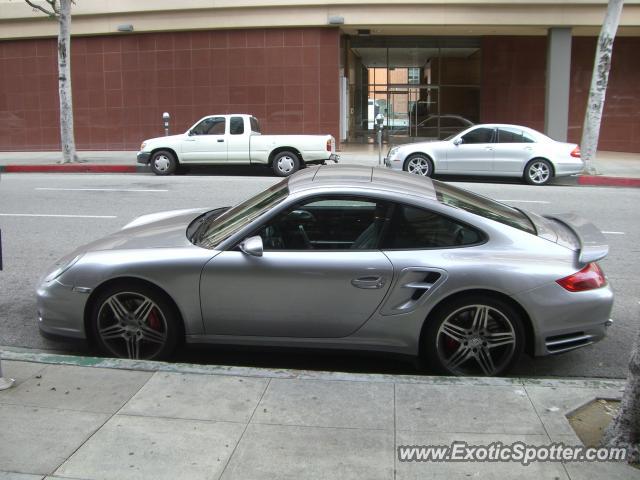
(580, 0, 624, 175)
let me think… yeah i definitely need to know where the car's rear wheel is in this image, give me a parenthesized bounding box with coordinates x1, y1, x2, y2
(404, 154, 434, 177)
(524, 158, 553, 185)
(150, 150, 177, 176)
(272, 151, 301, 177)
(89, 282, 181, 360)
(423, 295, 524, 376)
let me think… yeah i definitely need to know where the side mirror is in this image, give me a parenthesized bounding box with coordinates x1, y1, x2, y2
(453, 138, 462, 146)
(188, 129, 195, 136)
(239, 235, 263, 257)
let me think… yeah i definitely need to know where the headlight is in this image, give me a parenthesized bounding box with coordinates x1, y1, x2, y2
(140, 141, 147, 150)
(44, 254, 83, 283)
(388, 146, 400, 157)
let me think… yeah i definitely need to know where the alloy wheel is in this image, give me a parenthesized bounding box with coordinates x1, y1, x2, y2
(435, 304, 517, 376)
(527, 161, 550, 184)
(96, 292, 169, 359)
(406, 157, 431, 176)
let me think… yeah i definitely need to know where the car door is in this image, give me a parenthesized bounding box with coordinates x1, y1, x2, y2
(446, 126, 495, 173)
(226, 116, 250, 164)
(492, 127, 534, 174)
(199, 196, 394, 338)
(181, 116, 228, 163)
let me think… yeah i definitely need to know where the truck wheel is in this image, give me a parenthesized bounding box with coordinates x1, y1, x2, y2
(272, 151, 300, 177)
(150, 150, 177, 176)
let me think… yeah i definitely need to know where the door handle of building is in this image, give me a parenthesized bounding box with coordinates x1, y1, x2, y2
(351, 276, 385, 289)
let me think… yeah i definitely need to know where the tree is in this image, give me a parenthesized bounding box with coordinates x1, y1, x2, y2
(25, 0, 78, 163)
(580, 0, 624, 175)
(602, 325, 640, 464)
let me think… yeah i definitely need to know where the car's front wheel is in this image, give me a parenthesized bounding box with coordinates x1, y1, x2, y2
(150, 150, 177, 176)
(423, 295, 525, 376)
(272, 151, 301, 177)
(524, 158, 553, 185)
(404, 154, 434, 177)
(88, 282, 181, 360)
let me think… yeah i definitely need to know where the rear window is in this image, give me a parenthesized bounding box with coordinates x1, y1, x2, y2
(250, 117, 261, 133)
(434, 181, 536, 234)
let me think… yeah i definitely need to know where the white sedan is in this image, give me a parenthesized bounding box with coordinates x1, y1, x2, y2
(385, 124, 584, 185)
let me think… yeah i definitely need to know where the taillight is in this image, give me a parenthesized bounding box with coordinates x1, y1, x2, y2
(570, 146, 581, 158)
(556, 263, 606, 292)
(326, 139, 332, 152)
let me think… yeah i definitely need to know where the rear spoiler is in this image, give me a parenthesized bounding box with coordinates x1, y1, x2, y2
(545, 213, 609, 264)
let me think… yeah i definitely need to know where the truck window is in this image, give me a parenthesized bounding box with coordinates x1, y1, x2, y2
(192, 117, 225, 135)
(250, 117, 261, 133)
(230, 117, 245, 135)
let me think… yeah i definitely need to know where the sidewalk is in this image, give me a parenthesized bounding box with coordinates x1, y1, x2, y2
(0, 149, 639, 187)
(0, 349, 638, 479)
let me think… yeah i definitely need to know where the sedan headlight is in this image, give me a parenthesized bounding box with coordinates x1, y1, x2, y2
(140, 141, 147, 151)
(388, 146, 400, 157)
(44, 254, 83, 283)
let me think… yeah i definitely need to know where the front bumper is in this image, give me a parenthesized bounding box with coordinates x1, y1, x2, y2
(137, 151, 151, 165)
(37, 280, 88, 340)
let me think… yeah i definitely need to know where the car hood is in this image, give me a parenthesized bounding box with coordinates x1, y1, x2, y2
(82, 208, 213, 252)
(145, 133, 185, 144)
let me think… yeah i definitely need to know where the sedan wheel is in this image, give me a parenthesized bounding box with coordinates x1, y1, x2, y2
(405, 155, 433, 177)
(524, 159, 552, 185)
(90, 283, 180, 360)
(425, 297, 524, 376)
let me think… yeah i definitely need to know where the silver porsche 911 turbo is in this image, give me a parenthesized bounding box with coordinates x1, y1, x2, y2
(37, 166, 613, 376)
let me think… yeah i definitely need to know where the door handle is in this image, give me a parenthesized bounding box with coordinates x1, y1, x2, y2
(351, 276, 385, 289)
(185, 138, 196, 142)
(484, 146, 494, 151)
(217, 139, 224, 142)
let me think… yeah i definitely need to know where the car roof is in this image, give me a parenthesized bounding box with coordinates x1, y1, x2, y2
(287, 165, 438, 200)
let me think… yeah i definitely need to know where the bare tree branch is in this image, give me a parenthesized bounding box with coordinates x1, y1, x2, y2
(24, 0, 56, 17)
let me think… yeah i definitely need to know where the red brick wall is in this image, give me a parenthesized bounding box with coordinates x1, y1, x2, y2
(0, 27, 341, 151)
(568, 37, 640, 153)
(480, 36, 547, 133)
(481, 35, 640, 153)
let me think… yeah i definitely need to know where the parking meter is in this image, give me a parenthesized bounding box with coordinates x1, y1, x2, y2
(375, 114, 385, 166)
(163, 112, 170, 136)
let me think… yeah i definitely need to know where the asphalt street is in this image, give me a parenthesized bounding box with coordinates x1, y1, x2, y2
(0, 169, 638, 378)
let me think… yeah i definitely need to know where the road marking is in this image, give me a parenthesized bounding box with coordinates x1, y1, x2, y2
(35, 188, 168, 192)
(0, 213, 117, 219)
(602, 231, 625, 235)
(497, 199, 551, 204)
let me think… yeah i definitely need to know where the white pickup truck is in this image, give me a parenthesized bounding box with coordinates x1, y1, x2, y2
(137, 114, 338, 177)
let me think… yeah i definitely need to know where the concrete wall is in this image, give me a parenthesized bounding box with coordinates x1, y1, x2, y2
(0, 27, 341, 151)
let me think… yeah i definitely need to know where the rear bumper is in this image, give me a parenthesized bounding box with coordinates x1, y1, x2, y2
(137, 152, 151, 165)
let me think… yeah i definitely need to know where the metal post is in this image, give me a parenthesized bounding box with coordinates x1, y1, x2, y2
(375, 113, 385, 167)
(163, 112, 170, 136)
(0, 357, 14, 391)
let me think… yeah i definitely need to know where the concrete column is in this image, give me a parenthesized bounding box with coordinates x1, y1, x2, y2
(544, 28, 572, 142)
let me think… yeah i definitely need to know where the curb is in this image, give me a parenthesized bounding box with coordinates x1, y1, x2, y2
(577, 175, 640, 187)
(0, 164, 144, 173)
(0, 347, 627, 390)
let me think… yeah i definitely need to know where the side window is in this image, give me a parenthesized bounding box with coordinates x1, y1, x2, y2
(522, 131, 536, 143)
(460, 127, 494, 144)
(250, 117, 261, 133)
(381, 204, 483, 249)
(497, 127, 524, 143)
(230, 117, 245, 135)
(191, 117, 225, 135)
(257, 197, 390, 251)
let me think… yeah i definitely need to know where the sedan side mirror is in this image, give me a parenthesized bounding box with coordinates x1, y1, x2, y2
(453, 138, 462, 146)
(239, 235, 263, 257)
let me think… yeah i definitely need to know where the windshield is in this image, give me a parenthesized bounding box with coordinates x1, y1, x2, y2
(194, 181, 289, 249)
(434, 181, 536, 234)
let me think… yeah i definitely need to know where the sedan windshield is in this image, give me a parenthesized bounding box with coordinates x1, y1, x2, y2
(194, 181, 289, 249)
(433, 181, 536, 234)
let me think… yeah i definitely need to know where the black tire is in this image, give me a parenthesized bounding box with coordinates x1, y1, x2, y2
(88, 281, 182, 360)
(150, 150, 177, 176)
(524, 158, 553, 185)
(272, 151, 301, 177)
(404, 154, 434, 177)
(422, 295, 525, 376)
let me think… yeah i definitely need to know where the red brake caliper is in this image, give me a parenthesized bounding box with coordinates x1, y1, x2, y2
(147, 308, 161, 331)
